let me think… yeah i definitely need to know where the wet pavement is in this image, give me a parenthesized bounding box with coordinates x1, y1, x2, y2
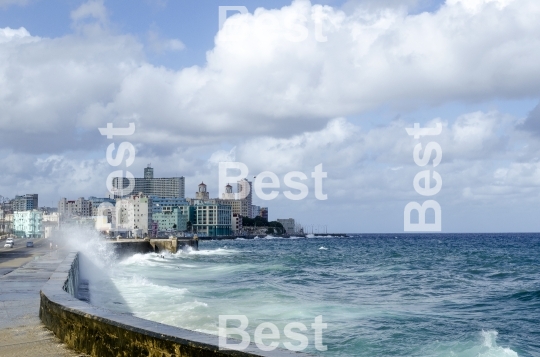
(0, 237, 85, 356)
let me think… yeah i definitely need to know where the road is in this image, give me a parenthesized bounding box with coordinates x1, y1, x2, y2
(0, 237, 49, 275)
(0, 237, 85, 356)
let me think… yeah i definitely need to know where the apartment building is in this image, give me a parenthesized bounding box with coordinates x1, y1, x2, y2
(112, 165, 185, 198)
(13, 210, 43, 238)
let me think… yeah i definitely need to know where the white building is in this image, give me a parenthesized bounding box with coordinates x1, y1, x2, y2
(13, 210, 43, 238)
(116, 193, 152, 237)
(42, 212, 59, 238)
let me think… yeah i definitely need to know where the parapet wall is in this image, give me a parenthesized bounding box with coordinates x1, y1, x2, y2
(106, 238, 199, 258)
(40, 252, 308, 357)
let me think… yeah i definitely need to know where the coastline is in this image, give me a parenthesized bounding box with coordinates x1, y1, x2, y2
(39, 250, 314, 357)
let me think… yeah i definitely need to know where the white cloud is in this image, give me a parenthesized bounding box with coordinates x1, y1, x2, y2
(0, 0, 29, 8)
(1, 0, 540, 231)
(0, 27, 32, 42)
(3, 0, 540, 146)
(70, 0, 107, 24)
(446, 0, 515, 12)
(147, 30, 185, 53)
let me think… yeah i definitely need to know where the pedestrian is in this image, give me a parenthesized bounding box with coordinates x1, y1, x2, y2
(50, 242, 52, 249)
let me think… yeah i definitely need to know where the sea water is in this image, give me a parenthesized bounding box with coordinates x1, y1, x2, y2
(88, 234, 540, 356)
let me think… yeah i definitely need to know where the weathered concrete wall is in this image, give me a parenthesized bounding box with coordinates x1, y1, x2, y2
(106, 238, 198, 257)
(150, 238, 199, 253)
(40, 252, 310, 357)
(107, 240, 154, 259)
(150, 237, 178, 253)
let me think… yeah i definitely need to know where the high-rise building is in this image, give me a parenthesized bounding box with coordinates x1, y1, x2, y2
(112, 165, 185, 199)
(12, 194, 38, 211)
(250, 205, 260, 219)
(237, 179, 253, 218)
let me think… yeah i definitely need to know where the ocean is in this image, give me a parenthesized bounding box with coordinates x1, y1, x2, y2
(86, 234, 540, 357)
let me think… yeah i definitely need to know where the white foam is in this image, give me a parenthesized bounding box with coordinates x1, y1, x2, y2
(478, 330, 518, 357)
(435, 330, 519, 357)
(184, 248, 240, 255)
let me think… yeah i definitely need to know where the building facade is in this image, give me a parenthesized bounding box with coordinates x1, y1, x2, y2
(195, 182, 210, 200)
(112, 166, 185, 198)
(116, 193, 153, 236)
(237, 179, 253, 218)
(277, 218, 296, 234)
(13, 210, 43, 238)
(12, 194, 38, 211)
(193, 203, 232, 236)
(0, 210, 13, 234)
(259, 207, 268, 221)
(58, 197, 92, 219)
(151, 197, 188, 214)
(153, 207, 188, 232)
(217, 198, 245, 217)
(42, 212, 59, 238)
(88, 197, 116, 217)
(232, 213, 243, 234)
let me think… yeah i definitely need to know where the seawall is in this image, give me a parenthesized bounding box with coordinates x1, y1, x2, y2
(106, 238, 198, 258)
(40, 252, 312, 357)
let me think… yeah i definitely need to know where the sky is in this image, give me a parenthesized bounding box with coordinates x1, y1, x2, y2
(1, 0, 540, 233)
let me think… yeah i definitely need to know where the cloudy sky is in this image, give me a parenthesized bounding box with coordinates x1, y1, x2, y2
(1, 0, 540, 233)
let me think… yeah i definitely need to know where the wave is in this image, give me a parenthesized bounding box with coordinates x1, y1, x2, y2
(509, 289, 540, 302)
(432, 330, 518, 357)
(178, 247, 240, 256)
(319, 246, 328, 250)
(118, 253, 168, 267)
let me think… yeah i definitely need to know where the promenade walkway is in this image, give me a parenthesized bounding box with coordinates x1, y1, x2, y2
(0, 237, 84, 356)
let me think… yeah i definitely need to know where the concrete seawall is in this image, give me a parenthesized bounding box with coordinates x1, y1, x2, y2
(106, 238, 198, 258)
(40, 252, 312, 357)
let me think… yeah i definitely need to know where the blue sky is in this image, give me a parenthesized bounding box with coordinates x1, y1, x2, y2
(1, 0, 540, 232)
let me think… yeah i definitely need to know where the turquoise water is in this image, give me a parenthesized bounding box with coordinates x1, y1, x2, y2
(88, 234, 540, 356)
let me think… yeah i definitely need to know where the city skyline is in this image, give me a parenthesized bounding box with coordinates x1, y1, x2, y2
(1, 0, 540, 232)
